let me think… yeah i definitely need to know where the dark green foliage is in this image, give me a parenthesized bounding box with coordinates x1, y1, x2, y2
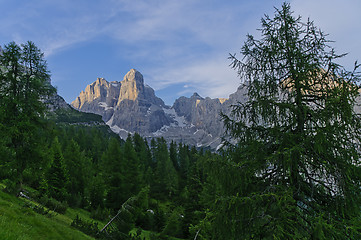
(162, 207, 185, 238)
(90, 205, 110, 221)
(39, 195, 68, 214)
(24, 201, 55, 218)
(151, 138, 178, 198)
(2, 179, 18, 195)
(102, 137, 125, 209)
(122, 136, 141, 196)
(132, 133, 152, 169)
(169, 141, 179, 171)
(89, 175, 105, 210)
(45, 137, 69, 202)
(178, 143, 190, 190)
(51, 107, 103, 124)
(71, 215, 101, 238)
(63, 139, 90, 207)
(0, 41, 54, 187)
(200, 3, 361, 239)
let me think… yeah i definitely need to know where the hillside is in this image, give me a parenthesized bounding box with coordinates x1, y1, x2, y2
(0, 186, 96, 240)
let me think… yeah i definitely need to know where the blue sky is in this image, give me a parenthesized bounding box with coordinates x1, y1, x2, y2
(1, 0, 360, 105)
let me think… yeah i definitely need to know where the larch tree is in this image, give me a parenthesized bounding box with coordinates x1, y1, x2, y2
(0, 41, 54, 188)
(203, 3, 361, 239)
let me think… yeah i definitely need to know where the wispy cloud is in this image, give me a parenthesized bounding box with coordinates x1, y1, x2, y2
(1, 0, 358, 105)
(146, 55, 239, 100)
(291, 0, 361, 69)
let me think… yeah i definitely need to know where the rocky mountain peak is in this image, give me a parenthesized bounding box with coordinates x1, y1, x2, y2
(96, 77, 109, 85)
(72, 69, 169, 138)
(122, 69, 144, 84)
(118, 69, 145, 102)
(218, 98, 228, 104)
(191, 92, 203, 100)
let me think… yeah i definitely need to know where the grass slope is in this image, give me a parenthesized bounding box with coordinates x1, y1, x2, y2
(0, 190, 95, 240)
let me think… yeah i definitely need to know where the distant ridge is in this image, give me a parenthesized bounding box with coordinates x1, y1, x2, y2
(71, 69, 249, 149)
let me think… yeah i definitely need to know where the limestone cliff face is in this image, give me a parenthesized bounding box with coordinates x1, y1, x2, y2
(118, 69, 143, 102)
(72, 69, 170, 138)
(72, 78, 119, 107)
(173, 93, 224, 137)
(168, 86, 248, 149)
(71, 69, 249, 149)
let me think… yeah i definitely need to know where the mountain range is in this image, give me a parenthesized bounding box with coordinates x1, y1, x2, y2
(70, 69, 248, 149)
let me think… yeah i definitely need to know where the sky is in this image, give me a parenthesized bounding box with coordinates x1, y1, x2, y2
(1, 0, 360, 105)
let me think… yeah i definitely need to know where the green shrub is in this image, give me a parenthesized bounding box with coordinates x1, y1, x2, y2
(22, 201, 55, 218)
(40, 195, 68, 214)
(2, 179, 18, 195)
(90, 205, 110, 221)
(71, 215, 102, 238)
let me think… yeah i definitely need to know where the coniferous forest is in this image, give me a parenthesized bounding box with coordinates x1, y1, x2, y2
(1, 3, 361, 239)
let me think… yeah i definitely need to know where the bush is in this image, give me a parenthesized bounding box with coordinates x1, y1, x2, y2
(161, 207, 185, 238)
(67, 192, 83, 208)
(71, 215, 101, 238)
(22, 201, 55, 218)
(33, 204, 56, 217)
(2, 179, 18, 195)
(39, 195, 68, 214)
(90, 205, 110, 221)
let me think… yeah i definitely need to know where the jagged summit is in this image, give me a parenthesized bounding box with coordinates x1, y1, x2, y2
(191, 92, 203, 99)
(118, 69, 144, 102)
(71, 68, 250, 149)
(71, 69, 169, 138)
(123, 69, 144, 84)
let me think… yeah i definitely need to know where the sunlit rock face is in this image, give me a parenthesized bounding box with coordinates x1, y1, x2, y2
(72, 69, 249, 149)
(118, 69, 143, 102)
(72, 69, 172, 138)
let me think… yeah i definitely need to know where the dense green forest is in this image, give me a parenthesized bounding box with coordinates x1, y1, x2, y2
(1, 3, 361, 239)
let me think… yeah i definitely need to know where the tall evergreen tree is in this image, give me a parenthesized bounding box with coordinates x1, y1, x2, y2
(132, 133, 151, 179)
(204, 3, 361, 239)
(169, 141, 179, 171)
(102, 137, 125, 210)
(0, 41, 54, 187)
(153, 138, 178, 198)
(122, 136, 141, 196)
(63, 139, 90, 207)
(46, 137, 69, 202)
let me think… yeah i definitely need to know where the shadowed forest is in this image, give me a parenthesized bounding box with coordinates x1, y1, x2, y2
(1, 3, 361, 239)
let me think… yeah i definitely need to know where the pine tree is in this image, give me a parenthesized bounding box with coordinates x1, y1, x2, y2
(132, 133, 151, 182)
(46, 137, 69, 202)
(205, 3, 361, 239)
(178, 143, 190, 188)
(122, 136, 141, 196)
(0, 41, 54, 187)
(63, 139, 91, 207)
(152, 138, 178, 198)
(102, 137, 125, 210)
(169, 141, 179, 171)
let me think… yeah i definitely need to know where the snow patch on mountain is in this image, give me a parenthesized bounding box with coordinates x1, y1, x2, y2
(153, 125, 170, 137)
(98, 102, 113, 111)
(110, 124, 131, 135)
(163, 108, 187, 127)
(106, 115, 114, 125)
(216, 143, 224, 151)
